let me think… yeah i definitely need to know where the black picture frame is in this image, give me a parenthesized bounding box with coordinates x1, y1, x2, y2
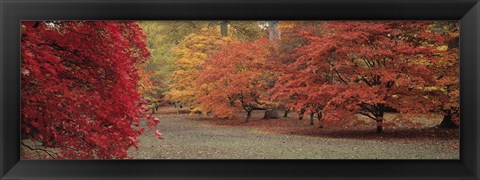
(1, 0, 479, 179)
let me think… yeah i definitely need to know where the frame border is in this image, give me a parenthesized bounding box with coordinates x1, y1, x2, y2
(1, 0, 479, 179)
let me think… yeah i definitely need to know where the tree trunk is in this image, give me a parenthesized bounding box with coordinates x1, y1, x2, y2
(448, 36, 459, 49)
(156, 105, 160, 111)
(283, 109, 289, 118)
(375, 116, 384, 134)
(264, 109, 279, 119)
(245, 110, 252, 123)
(299, 108, 306, 120)
(152, 108, 156, 114)
(438, 112, 458, 128)
(267, 21, 281, 42)
(310, 112, 314, 125)
(221, 21, 228, 37)
(317, 111, 323, 128)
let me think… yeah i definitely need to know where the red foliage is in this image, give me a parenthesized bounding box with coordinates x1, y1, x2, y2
(272, 21, 338, 117)
(275, 21, 450, 132)
(196, 39, 279, 121)
(21, 21, 159, 159)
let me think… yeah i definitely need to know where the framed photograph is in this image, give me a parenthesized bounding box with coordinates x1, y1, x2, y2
(1, 0, 479, 179)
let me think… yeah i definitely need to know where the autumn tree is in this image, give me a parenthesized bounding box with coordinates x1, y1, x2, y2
(272, 56, 344, 126)
(167, 28, 236, 112)
(145, 21, 263, 112)
(136, 63, 166, 114)
(21, 21, 160, 159)
(196, 39, 280, 122)
(291, 21, 447, 133)
(138, 21, 209, 112)
(272, 21, 328, 123)
(428, 21, 460, 128)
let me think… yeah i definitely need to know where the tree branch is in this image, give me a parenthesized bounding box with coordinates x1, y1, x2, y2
(358, 111, 376, 121)
(333, 68, 348, 84)
(21, 141, 56, 159)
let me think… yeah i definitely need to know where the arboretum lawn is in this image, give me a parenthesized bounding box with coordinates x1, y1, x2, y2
(128, 106, 459, 159)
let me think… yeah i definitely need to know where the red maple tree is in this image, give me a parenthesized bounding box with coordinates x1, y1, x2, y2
(427, 22, 460, 128)
(21, 21, 159, 159)
(196, 38, 279, 122)
(272, 21, 333, 124)
(282, 21, 448, 133)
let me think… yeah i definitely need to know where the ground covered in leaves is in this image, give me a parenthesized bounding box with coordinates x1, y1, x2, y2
(127, 106, 459, 159)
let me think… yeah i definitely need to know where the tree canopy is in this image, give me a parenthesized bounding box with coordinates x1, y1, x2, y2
(21, 21, 159, 159)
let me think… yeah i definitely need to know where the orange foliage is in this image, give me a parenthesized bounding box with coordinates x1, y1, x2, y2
(196, 38, 280, 120)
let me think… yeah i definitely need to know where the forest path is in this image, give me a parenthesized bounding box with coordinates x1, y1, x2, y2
(128, 108, 458, 159)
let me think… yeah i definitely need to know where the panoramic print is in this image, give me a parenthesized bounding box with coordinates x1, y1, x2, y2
(20, 21, 459, 159)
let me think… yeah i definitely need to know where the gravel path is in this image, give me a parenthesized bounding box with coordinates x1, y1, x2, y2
(128, 113, 459, 159)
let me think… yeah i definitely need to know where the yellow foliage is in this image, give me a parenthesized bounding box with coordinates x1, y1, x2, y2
(436, 45, 448, 51)
(138, 21, 211, 108)
(167, 28, 237, 112)
(137, 67, 156, 95)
